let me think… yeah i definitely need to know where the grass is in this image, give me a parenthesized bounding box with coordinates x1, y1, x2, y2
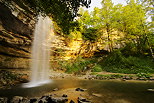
(98, 50, 154, 74)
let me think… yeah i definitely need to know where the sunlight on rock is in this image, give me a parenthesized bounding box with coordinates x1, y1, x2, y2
(113, 99, 131, 103)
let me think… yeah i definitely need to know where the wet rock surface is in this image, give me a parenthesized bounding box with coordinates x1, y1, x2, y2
(75, 88, 85, 92)
(0, 97, 8, 103)
(0, 95, 71, 103)
(78, 97, 91, 103)
(53, 88, 59, 91)
(0, 1, 35, 69)
(0, 87, 92, 103)
(0, 95, 91, 103)
(69, 100, 75, 103)
(0, 70, 28, 88)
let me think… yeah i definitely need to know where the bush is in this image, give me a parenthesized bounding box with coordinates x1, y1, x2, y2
(92, 65, 102, 72)
(136, 73, 152, 79)
(99, 50, 154, 74)
(59, 57, 96, 74)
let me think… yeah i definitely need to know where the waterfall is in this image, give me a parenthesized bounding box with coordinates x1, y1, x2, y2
(23, 15, 53, 88)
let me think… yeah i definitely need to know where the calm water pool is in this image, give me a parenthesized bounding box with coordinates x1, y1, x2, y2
(0, 79, 154, 103)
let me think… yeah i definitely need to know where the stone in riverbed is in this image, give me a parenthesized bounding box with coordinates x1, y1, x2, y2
(53, 88, 59, 91)
(75, 88, 86, 92)
(38, 97, 48, 103)
(11, 96, 23, 103)
(138, 78, 146, 80)
(47, 97, 68, 103)
(149, 77, 154, 80)
(70, 100, 75, 103)
(92, 93, 102, 97)
(5, 96, 29, 103)
(147, 89, 154, 92)
(78, 97, 86, 101)
(78, 97, 91, 103)
(123, 76, 133, 80)
(0, 97, 8, 103)
(39, 95, 53, 103)
(40, 95, 50, 99)
(30, 98, 38, 103)
(38, 99, 46, 103)
(62, 94, 68, 97)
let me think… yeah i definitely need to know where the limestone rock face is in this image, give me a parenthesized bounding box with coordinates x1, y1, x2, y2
(0, 1, 99, 69)
(0, 3, 33, 39)
(0, 2, 35, 69)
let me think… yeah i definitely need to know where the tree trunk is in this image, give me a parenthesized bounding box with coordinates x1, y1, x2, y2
(141, 22, 154, 58)
(106, 23, 113, 52)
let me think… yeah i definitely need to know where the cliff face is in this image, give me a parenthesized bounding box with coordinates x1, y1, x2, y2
(0, 2, 35, 69)
(0, 1, 101, 69)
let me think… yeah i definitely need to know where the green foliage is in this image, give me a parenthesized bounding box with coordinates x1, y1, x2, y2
(92, 64, 102, 72)
(68, 30, 82, 39)
(121, 42, 141, 56)
(99, 50, 154, 74)
(62, 0, 154, 74)
(121, 0, 146, 35)
(136, 72, 152, 79)
(90, 72, 98, 75)
(59, 57, 95, 73)
(82, 28, 99, 41)
(77, 0, 153, 54)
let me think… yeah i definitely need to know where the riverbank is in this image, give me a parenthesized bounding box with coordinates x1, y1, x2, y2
(0, 69, 154, 89)
(0, 69, 154, 103)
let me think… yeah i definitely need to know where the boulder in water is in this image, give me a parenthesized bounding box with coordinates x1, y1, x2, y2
(70, 100, 75, 103)
(30, 98, 38, 103)
(47, 97, 68, 103)
(75, 88, 86, 92)
(78, 97, 91, 103)
(53, 88, 59, 91)
(147, 89, 154, 92)
(62, 94, 68, 97)
(11, 96, 23, 103)
(92, 93, 102, 97)
(0, 97, 8, 103)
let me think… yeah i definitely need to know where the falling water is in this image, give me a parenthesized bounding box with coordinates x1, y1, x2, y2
(23, 15, 54, 88)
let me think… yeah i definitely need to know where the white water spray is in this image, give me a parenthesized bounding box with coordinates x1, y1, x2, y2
(23, 15, 54, 88)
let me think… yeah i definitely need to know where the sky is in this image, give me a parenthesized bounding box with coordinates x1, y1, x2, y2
(87, 0, 127, 11)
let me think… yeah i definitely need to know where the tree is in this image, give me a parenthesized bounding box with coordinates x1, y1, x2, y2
(78, 8, 99, 41)
(99, 0, 116, 52)
(78, 0, 124, 52)
(2, 0, 91, 34)
(76, 0, 153, 57)
(120, 0, 148, 53)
